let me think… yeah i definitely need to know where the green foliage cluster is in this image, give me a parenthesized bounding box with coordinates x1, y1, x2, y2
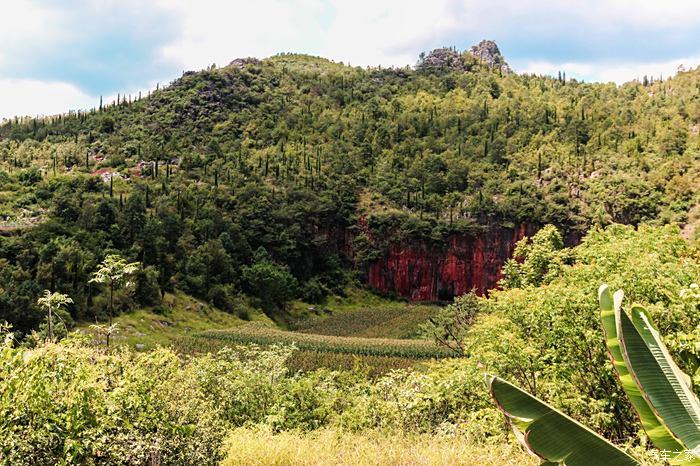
(433, 224, 700, 443)
(0, 328, 506, 465)
(501, 224, 574, 288)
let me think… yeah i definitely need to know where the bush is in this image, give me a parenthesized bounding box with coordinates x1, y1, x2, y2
(133, 266, 162, 307)
(0, 336, 225, 465)
(242, 248, 298, 312)
(467, 224, 700, 439)
(301, 278, 328, 304)
(0, 328, 509, 465)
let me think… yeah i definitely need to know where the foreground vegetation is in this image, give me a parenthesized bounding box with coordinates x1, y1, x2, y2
(220, 427, 537, 466)
(0, 337, 502, 465)
(0, 223, 694, 464)
(488, 284, 700, 465)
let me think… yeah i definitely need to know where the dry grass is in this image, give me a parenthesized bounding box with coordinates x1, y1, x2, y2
(221, 427, 537, 466)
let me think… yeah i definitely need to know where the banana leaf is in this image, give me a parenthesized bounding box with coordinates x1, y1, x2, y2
(618, 299, 700, 458)
(488, 375, 640, 466)
(599, 285, 686, 455)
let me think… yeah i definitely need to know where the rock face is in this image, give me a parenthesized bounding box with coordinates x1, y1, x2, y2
(416, 40, 511, 74)
(366, 223, 535, 300)
(416, 47, 469, 72)
(229, 57, 261, 69)
(469, 40, 510, 73)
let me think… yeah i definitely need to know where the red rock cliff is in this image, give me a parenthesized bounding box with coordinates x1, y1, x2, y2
(366, 223, 536, 301)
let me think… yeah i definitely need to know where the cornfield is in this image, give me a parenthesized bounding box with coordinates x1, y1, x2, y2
(195, 323, 456, 359)
(289, 305, 437, 339)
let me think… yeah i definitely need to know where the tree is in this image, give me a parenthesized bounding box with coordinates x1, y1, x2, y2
(421, 290, 481, 355)
(500, 225, 572, 289)
(36, 290, 73, 341)
(242, 248, 298, 313)
(89, 255, 140, 346)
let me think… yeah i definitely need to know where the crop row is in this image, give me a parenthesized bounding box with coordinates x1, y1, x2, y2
(289, 305, 437, 339)
(195, 323, 456, 359)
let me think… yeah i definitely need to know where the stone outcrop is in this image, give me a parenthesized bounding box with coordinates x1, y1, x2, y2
(416, 40, 511, 74)
(229, 58, 261, 69)
(366, 223, 536, 300)
(416, 47, 468, 72)
(468, 40, 510, 73)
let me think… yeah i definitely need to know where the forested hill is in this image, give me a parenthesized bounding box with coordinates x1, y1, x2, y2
(0, 43, 699, 331)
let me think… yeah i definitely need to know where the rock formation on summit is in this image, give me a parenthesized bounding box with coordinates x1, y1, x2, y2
(416, 40, 511, 74)
(469, 40, 510, 73)
(416, 47, 469, 72)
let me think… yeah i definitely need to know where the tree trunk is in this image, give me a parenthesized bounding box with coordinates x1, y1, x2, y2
(108, 282, 113, 347)
(48, 305, 54, 342)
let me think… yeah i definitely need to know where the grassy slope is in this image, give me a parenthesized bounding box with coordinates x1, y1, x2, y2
(81, 287, 439, 351)
(82, 290, 271, 350)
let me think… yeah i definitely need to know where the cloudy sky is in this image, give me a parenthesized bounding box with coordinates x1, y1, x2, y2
(2, 0, 700, 119)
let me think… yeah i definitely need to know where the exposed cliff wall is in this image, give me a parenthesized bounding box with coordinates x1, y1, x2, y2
(366, 223, 537, 301)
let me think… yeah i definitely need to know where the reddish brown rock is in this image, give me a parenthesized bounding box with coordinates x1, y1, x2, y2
(366, 223, 536, 300)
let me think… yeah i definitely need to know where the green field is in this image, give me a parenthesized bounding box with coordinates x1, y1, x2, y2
(177, 296, 450, 375)
(95, 288, 446, 375)
(195, 322, 455, 359)
(289, 304, 439, 338)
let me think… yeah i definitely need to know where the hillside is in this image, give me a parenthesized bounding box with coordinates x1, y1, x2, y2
(2, 222, 694, 465)
(1, 42, 700, 333)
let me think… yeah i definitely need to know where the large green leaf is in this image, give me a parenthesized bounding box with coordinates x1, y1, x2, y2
(618, 300, 700, 456)
(488, 375, 640, 466)
(598, 285, 685, 454)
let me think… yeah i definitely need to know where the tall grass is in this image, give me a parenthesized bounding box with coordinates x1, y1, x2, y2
(221, 427, 538, 466)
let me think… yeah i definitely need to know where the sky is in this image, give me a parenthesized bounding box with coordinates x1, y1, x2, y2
(2, 0, 700, 119)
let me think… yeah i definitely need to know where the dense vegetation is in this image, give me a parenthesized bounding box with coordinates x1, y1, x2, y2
(2, 43, 700, 464)
(1, 49, 700, 334)
(1, 224, 696, 464)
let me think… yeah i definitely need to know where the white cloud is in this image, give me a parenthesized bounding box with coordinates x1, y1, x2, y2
(3, 0, 700, 118)
(155, 0, 327, 70)
(316, 0, 461, 67)
(153, 0, 468, 69)
(152, 0, 700, 73)
(0, 79, 96, 120)
(518, 56, 700, 84)
(0, 1, 79, 70)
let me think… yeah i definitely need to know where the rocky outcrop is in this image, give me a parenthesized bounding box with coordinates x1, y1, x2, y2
(469, 40, 510, 73)
(366, 223, 536, 300)
(416, 47, 469, 73)
(229, 57, 261, 69)
(416, 40, 511, 75)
